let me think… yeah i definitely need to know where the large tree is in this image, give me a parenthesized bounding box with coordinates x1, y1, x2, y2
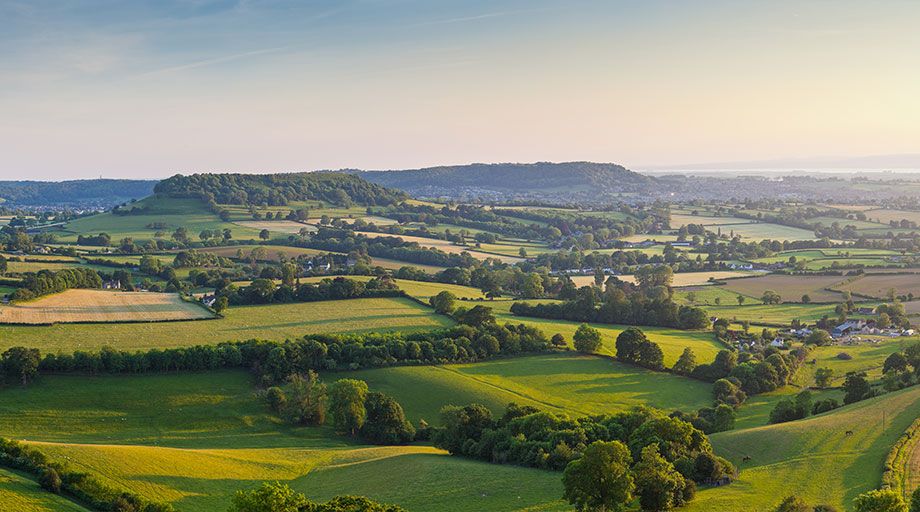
(1, 346, 40, 386)
(328, 379, 369, 437)
(360, 392, 415, 445)
(429, 291, 457, 315)
(562, 441, 634, 512)
(633, 444, 694, 511)
(574, 324, 602, 353)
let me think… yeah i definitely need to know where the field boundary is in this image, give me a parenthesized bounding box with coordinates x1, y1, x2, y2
(881, 416, 920, 499)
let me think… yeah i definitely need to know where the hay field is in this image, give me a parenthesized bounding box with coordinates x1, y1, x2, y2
(864, 208, 920, 226)
(719, 274, 848, 302)
(834, 273, 920, 299)
(0, 290, 213, 324)
(571, 270, 754, 288)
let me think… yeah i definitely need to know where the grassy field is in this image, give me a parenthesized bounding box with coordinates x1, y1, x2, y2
(0, 297, 450, 352)
(232, 220, 317, 234)
(571, 271, 755, 289)
(802, 258, 892, 270)
(199, 244, 337, 262)
(686, 385, 920, 511)
(0, 370, 567, 512)
(705, 302, 849, 326)
(0, 290, 214, 324)
(719, 274, 848, 303)
(864, 208, 920, 226)
(5, 260, 114, 274)
(834, 273, 920, 299)
(0, 468, 89, 512)
(48, 197, 261, 243)
(674, 285, 758, 306)
(354, 231, 524, 263)
(331, 353, 714, 421)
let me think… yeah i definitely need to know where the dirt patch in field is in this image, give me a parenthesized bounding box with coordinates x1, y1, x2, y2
(719, 274, 848, 303)
(0, 290, 214, 324)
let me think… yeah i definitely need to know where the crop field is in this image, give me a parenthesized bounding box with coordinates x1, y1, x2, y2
(366, 257, 447, 273)
(864, 208, 920, 226)
(575, 271, 755, 289)
(0, 468, 89, 512)
(685, 385, 920, 511)
(5, 260, 113, 274)
(0, 297, 450, 352)
(0, 371, 566, 512)
(334, 353, 714, 421)
(802, 257, 892, 270)
(718, 274, 848, 303)
(674, 285, 754, 306)
(354, 231, 525, 263)
(0, 290, 214, 324)
(834, 273, 920, 299)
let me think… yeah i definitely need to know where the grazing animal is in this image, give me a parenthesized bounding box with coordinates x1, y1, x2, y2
(742, 456, 752, 462)
(845, 430, 854, 436)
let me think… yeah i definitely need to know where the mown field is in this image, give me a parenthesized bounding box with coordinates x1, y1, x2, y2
(718, 274, 848, 303)
(353, 231, 524, 263)
(0, 297, 450, 352)
(0, 290, 214, 324)
(834, 273, 920, 299)
(685, 385, 920, 511)
(705, 302, 849, 326)
(571, 270, 754, 289)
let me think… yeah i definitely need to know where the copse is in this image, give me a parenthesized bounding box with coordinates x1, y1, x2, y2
(229, 482, 406, 512)
(573, 324, 602, 353)
(615, 327, 664, 371)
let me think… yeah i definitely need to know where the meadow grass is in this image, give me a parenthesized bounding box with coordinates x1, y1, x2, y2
(718, 274, 848, 303)
(687, 385, 920, 511)
(0, 289, 213, 324)
(0, 468, 89, 512)
(705, 302, 848, 326)
(330, 353, 714, 422)
(0, 297, 450, 352)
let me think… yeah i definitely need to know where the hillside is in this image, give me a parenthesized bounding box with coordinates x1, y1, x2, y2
(0, 180, 156, 208)
(353, 162, 656, 203)
(154, 172, 406, 206)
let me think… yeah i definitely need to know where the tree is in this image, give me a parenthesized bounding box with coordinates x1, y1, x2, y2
(1, 346, 40, 385)
(230, 482, 310, 512)
(615, 327, 648, 362)
(737, 295, 746, 306)
(843, 373, 871, 404)
(520, 273, 544, 299)
(774, 496, 810, 512)
(910, 487, 920, 512)
(632, 444, 693, 511)
(814, 367, 834, 388)
(39, 468, 62, 494)
(672, 348, 697, 376)
(429, 291, 457, 315)
(284, 371, 327, 426)
(805, 329, 833, 346)
(853, 489, 907, 512)
(328, 379, 368, 436)
(801, 294, 811, 304)
(562, 440, 634, 512)
(360, 392, 415, 444)
(884, 352, 909, 374)
(213, 296, 229, 314)
(0, 254, 7, 275)
(259, 229, 271, 241)
(574, 324, 602, 353)
(686, 291, 697, 304)
(551, 333, 567, 347)
(761, 290, 782, 305)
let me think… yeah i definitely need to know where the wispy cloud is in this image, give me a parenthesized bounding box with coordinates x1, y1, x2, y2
(130, 45, 289, 78)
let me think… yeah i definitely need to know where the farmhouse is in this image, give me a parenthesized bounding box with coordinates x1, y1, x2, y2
(832, 320, 866, 338)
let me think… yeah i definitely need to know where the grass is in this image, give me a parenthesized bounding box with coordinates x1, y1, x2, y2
(5, 260, 114, 274)
(572, 271, 755, 289)
(331, 353, 715, 422)
(199, 244, 336, 262)
(49, 197, 261, 243)
(686, 385, 920, 511)
(802, 258, 891, 270)
(354, 231, 524, 263)
(0, 297, 451, 352)
(0, 369, 567, 511)
(705, 303, 848, 326)
(674, 286, 757, 306)
(834, 273, 920, 299)
(801, 337, 917, 384)
(0, 468, 89, 512)
(0, 290, 213, 324)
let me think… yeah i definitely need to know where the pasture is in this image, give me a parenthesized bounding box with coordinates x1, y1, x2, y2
(354, 231, 524, 263)
(0, 370, 567, 512)
(199, 244, 335, 262)
(718, 274, 848, 303)
(0, 468, 89, 512)
(575, 271, 755, 289)
(705, 303, 847, 326)
(332, 353, 714, 421)
(864, 208, 920, 226)
(686, 385, 920, 511)
(0, 297, 450, 352)
(232, 220, 316, 234)
(0, 290, 213, 324)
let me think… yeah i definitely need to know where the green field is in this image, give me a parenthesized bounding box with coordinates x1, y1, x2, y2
(686, 385, 920, 511)
(706, 302, 849, 326)
(0, 370, 566, 511)
(0, 468, 89, 512)
(0, 297, 450, 353)
(48, 197, 262, 243)
(331, 353, 714, 421)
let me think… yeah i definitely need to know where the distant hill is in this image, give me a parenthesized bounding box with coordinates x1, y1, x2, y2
(154, 172, 406, 206)
(0, 180, 157, 208)
(352, 162, 655, 203)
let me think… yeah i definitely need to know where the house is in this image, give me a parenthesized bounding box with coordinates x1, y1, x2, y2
(669, 242, 691, 247)
(833, 320, 866, 338)
(770, 338, 786, 348)
(790, 328, 812, 338)
(102, 280, 122, 290)
(855, 306, 876, 315)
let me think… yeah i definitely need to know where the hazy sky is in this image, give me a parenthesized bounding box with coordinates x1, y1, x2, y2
(2, 0, 919, 180)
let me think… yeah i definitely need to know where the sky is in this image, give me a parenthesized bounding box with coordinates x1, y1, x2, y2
(2, 0, 919, 180)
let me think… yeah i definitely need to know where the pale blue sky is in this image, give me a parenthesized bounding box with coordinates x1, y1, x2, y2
(1, 0, 918, 179)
